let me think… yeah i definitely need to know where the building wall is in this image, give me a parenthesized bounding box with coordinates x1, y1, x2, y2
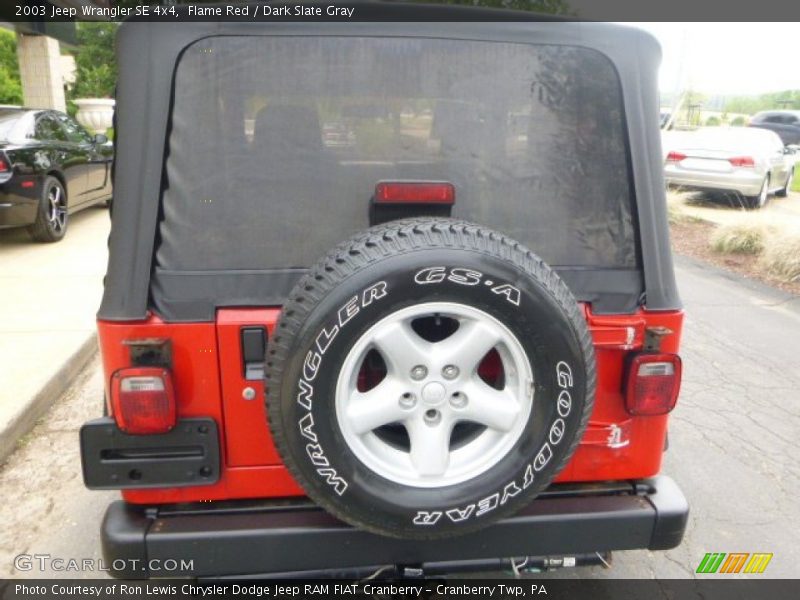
(16, 33, 67, 112)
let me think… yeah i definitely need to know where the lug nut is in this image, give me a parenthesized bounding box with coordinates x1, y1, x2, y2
(410, 365, 428, 380)
(450, 392, 467, 408)
(399, 393, 416, 409)
(442, 365, 459, 379)
(424, 409, 441, 425)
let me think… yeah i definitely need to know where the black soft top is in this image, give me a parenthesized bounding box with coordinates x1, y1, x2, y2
(99, 2, 680, 321)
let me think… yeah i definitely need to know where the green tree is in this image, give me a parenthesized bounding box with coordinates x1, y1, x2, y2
(705, 115, 721, 126)
(0, 29, 23, 105)
(724, 90, 800, 114)
(731, 116, 746, 127)
(69, 22, 118, 99)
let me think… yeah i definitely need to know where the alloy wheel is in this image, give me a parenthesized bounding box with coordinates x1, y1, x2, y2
(47, 185, 66, 232)
(335, 302, 534, 488)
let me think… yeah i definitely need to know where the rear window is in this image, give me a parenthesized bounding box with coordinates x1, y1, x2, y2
(157, 36, 637, 274)
(0, 110, 30, 142)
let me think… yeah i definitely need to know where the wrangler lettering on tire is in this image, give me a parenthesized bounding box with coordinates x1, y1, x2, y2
(266, 219, 596, 539)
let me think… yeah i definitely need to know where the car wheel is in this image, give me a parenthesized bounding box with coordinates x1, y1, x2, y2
(747, 175, 770, 209)
(265, 218, 596, 539)
(776, 168, 793, 198)
(27, 176, 68, 242)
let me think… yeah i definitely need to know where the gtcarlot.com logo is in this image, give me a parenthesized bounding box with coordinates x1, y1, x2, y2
(14, 553, 193, 573)
(696, 552, 773, 574)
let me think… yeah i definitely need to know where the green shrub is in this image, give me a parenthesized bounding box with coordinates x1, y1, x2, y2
(0, 29, 23, 105)
(69, 23, 118, 100)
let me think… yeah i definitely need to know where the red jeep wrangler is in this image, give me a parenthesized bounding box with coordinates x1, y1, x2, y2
(80, 4, 687, 579)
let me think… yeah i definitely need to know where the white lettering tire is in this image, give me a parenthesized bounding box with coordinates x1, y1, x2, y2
(265, 219, 596, 539)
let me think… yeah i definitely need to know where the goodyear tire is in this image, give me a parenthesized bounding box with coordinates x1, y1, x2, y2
(265, 219, 595, 539)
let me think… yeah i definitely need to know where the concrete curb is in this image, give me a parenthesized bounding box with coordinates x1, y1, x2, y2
(0, 333, 98, 466)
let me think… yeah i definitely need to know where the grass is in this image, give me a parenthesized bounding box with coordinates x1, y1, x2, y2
(666, 191, 703, 225)
(710, 222, 769, 255)
(668, 185, 800, 285)
(705, 212, 800, 283)
(759, 227, 800, 283)
(793, 166, 800, 193)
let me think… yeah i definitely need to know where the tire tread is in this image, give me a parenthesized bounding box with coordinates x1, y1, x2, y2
(265, 218, 596, 538)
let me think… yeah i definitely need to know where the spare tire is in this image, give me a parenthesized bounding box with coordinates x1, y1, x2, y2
(266, 219, 595, 539)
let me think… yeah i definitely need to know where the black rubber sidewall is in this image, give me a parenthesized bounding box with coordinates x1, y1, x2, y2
(276, 248, 589, 537)
(38, 177, 67, 240)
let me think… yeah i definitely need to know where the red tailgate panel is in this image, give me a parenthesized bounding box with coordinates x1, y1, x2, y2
(556, 308, 684, 482)
(216, 308, 283, 467)
(101, 306, 683, 505)
(98, 316, 303, 506)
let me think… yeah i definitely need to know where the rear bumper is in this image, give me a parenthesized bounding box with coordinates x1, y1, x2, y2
(664, 165, 764, 196)
(0, 189, 37, 229)
(101, 476, 688, 579)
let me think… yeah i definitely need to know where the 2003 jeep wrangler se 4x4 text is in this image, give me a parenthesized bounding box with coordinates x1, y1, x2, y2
(80, 3, 688, 579)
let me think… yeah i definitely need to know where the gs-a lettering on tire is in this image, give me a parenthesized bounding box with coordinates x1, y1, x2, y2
(265, 219, 596, 539)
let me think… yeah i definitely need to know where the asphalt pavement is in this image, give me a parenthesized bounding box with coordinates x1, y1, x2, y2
(0, 256, 798, 579)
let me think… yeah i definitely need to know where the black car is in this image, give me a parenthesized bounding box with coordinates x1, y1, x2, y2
(0, 107, 113, 242)
(749, 110, 800, 146)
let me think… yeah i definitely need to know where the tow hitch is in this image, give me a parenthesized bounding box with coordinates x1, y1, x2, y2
(393, 552, 613, 578)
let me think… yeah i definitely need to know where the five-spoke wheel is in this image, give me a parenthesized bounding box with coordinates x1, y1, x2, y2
(335, 302, 533, 487)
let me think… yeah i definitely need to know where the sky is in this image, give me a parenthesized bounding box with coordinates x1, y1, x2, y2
(626, 23, 800, 97)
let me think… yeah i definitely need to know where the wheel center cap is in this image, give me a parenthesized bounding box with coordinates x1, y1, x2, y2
(421, 381, 447, 406)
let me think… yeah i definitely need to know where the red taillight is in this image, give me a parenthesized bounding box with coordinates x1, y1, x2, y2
(0, 154, 12, 184)
(625, 353, 682, 416)
(375, 181, 455, 205)
(665, 151, 686, 163)
(728, 156, 755, 168)
(110, 368, 176, 434)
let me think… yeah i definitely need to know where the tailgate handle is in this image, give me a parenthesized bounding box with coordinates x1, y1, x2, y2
(241, 327, 267, 380)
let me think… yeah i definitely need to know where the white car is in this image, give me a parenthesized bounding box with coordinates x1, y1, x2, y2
(663, 127, 796, 208)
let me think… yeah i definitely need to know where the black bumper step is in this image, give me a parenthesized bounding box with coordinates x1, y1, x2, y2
(102, 476, 688, 579)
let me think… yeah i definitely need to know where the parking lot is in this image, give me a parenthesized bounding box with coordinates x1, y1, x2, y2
(0, 212, 798, 578)
(0, 208, 109, 463)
